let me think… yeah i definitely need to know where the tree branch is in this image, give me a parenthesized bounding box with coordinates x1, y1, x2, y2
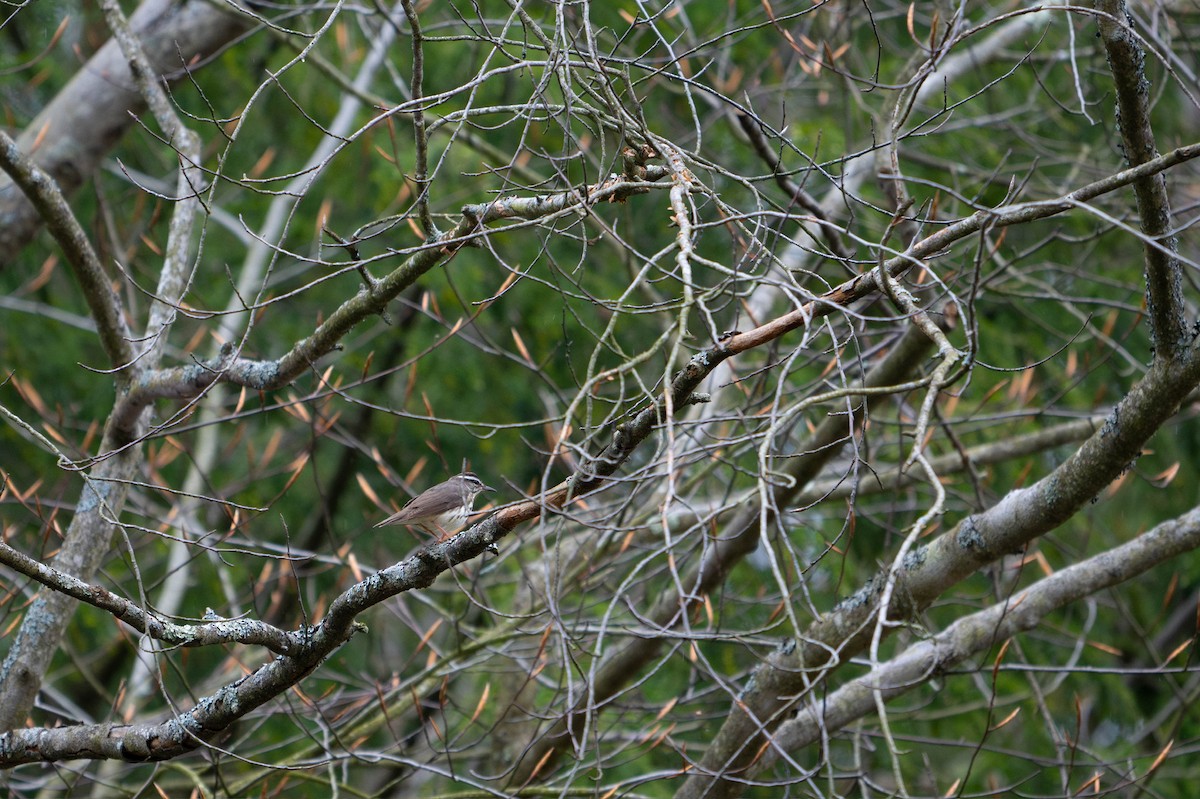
(0, 541, 294, 656)
(0, 131, 135, 372)
(1096, 1, 1188, 358)
(0, 0, 248, 262)
(679, 317, 1200, 799)
(747, 504, 1200, 781)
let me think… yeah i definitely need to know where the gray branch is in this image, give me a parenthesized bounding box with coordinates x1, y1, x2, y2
(0, 0, 249, 262)
(0, 132, 135, 372)
(748, 505, 1200, 779)
(680, 360, 1200, 798)
(0, 541, 293, 656)
(1096, 0, 1188, 357)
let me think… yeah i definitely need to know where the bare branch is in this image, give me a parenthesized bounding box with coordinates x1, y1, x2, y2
(1096, 1, 1188, 357)
(0, 131, 134, 372)
(0, 0, 248, 260)
(750, 504, 1200, 780)
(0, 541, 293, 656)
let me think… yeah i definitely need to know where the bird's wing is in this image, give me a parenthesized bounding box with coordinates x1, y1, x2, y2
(374, 492, 434, 527)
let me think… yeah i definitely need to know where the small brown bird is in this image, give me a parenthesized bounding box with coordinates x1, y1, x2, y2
(375, 472, 494, 537)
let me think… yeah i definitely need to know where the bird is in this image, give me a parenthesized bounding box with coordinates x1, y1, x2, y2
(374, 472, 495, 538)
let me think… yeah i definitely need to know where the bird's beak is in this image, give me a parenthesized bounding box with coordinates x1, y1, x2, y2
(482, 484, 496, 493)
